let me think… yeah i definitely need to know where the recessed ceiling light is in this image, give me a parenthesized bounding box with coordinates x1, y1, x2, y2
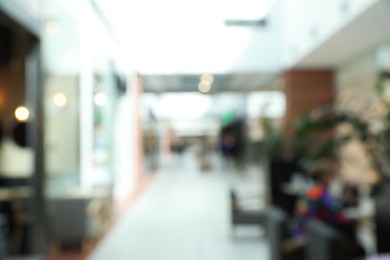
(198, 82, 211, 93)
(45, 20, 60, 34)
(200, 73, 214, 85)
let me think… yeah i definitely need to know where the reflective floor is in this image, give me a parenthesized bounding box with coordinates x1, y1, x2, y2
(89, 149, 269, 260)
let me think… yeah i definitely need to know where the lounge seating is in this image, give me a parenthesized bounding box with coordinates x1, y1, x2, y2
(305, 220, 348, 260)
(374, 185, 390, 254)
(230, 190, 267, 234)
(267, 207, 364, 260)
(267, 160, 301, 216)
(267, 206, 303, 260)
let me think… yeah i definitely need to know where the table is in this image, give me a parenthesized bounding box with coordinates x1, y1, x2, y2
(0, 187, 32, 202)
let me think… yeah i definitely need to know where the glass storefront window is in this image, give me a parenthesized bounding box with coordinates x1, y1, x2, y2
(91, 68, 116, 188)
(42, 0, 81, 197)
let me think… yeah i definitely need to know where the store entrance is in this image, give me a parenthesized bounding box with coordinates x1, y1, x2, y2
(0, 10, 44, 258)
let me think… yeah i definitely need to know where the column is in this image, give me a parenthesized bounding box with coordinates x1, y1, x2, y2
(283, 69, 335, 125)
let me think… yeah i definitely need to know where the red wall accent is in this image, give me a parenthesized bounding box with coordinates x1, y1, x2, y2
(284, 69, 335, 124)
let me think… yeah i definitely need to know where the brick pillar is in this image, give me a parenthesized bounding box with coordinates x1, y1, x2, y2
(284, 69, 335, 127)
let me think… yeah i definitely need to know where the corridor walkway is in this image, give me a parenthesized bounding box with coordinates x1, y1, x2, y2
(89, 150, 269, 260)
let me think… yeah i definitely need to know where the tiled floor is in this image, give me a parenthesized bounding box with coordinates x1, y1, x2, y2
(89, 151, 270, 260)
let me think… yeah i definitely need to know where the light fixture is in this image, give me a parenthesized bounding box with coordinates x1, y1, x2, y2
(94, 92, 108, 106)
(198, 82, 211, 93)
(15, 106, 30, 122)
(45, 20, 60, 34)
(200, 73, 214, 85)
(224, 0, 274, 22)
(53, 92, 68, 107)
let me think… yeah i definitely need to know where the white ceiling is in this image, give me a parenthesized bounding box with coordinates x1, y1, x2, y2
(296, 0, 390, 69)
(94, 0, 280, 75)
(91, 0, 390, 93)
(94, 0, 283, 93)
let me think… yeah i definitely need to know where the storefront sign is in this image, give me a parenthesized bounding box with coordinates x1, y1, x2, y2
(0, 0, 41, 36)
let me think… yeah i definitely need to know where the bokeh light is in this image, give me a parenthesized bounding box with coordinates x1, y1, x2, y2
(15, 106, 30, 122)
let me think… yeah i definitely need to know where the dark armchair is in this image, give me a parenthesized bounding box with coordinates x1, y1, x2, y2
(305, 220, 348, 260)
(230, 190, 267, 235)
(267, 206, 303, 260)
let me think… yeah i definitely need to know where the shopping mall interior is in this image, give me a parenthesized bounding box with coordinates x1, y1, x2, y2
(1, 0, 390, 259)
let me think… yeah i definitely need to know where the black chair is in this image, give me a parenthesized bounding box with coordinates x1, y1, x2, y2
(267, 159, 301, 216)
(267, 206, 303, 260)
(230, 190, 267, 234)
(267, 208, 360, 260)
(375, 183, 390, 254)
(305, 220, 348, 260)
(48, 198, 90, 251)
(229, 159, 300, 236)
(0, 214, 8, 259)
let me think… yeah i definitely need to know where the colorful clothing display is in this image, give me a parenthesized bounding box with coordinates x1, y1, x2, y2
(291, 184, 349, 237)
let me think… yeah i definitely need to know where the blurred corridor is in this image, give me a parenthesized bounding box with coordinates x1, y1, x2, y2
(1, 0, 390, 259)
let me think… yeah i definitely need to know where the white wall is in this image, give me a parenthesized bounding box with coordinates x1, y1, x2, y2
(113, 79, 137, 200)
